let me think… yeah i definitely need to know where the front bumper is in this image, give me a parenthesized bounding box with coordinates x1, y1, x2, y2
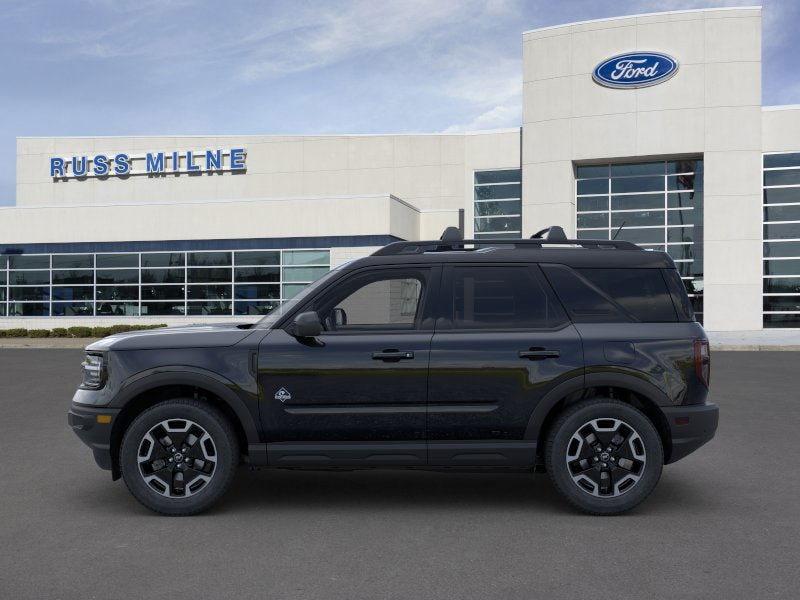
(662, 402, 719, 464)
(67, 404, 120, 471)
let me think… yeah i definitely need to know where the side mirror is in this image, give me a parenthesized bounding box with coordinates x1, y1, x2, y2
(290, 311, 323, 338)
(332, 307, 348, 328)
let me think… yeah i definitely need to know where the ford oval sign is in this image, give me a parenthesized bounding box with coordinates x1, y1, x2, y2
(593, 52, 679, 89)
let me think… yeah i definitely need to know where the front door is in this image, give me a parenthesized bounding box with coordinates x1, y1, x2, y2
(427, 263, 583, 466)
(258, 265, 439, 465)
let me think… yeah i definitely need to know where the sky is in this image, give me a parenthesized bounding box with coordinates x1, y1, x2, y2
(1, 0, 799, 206)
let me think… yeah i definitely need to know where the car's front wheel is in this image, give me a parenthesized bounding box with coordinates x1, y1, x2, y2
(120, 399, 239, 516)
(545, 399, 663, 515)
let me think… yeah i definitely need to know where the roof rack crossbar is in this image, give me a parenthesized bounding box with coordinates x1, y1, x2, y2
(372, 237, 641, 256)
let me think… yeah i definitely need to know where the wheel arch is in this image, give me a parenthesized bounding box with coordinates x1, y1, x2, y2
(109, 370, 260, 480)
(526, 373, 673, 464)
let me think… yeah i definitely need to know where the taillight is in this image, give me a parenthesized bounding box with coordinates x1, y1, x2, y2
(694, 339, 710, 388)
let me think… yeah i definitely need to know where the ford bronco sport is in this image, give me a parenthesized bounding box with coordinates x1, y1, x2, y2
(68, 226, 718, 515)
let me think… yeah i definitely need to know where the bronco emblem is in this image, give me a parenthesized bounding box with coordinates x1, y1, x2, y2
(274, 387, 292, 402)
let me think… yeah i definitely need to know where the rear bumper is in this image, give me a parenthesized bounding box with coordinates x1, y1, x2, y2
(662, 402, 719, 464)
(67, 404, 120, 471)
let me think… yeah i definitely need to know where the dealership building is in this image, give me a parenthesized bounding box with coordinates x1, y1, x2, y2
(2, 5, 799, 332)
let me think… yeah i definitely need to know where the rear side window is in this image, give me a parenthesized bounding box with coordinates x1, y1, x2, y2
(447, 265, 567, 329)
(542, 265, 678, 323)
(577, 268, 676, 322)
(662, 268, 695, 322)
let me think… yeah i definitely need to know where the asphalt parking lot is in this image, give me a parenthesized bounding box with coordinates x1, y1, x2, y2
(0, 349, 798, 599)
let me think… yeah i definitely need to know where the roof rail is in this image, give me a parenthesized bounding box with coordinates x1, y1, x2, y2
(372, 235, 641, 256)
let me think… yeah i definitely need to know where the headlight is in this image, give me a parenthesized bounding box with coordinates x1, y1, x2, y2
(80, 353, 107, 390)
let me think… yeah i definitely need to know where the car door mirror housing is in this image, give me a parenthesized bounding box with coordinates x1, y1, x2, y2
(290, 311, 323, 338)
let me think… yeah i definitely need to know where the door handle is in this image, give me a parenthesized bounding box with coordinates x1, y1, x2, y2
(372, 350, 415, 361)
(518, 348, 560, 360)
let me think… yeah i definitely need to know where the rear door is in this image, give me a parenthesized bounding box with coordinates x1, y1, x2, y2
(427, 263, 583, 465)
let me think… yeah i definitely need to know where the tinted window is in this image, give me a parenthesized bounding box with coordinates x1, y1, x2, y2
(542, 265, 629, 323)
(449, 266, 567, 330)
(577, 268, 677, 322)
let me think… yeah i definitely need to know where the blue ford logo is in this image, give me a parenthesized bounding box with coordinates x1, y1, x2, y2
(593, 52, 679, 89)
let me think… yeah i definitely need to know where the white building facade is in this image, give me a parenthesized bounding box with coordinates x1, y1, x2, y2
(2, 6, 799, 331)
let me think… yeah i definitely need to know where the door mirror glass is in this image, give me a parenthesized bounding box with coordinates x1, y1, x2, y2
(332, 307, 348, 327)
(290, 311, 323, 338)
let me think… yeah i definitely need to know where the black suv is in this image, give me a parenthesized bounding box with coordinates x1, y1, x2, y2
(68, 227, 718, 515)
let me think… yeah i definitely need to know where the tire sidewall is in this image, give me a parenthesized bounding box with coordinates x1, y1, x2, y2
(120, 400, 237, 515)
(547, 400, 663, 515)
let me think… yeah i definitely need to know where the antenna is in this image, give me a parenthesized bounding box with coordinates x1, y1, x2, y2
(612, 221, 626, 240)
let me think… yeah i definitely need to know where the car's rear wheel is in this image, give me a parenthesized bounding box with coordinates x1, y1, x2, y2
(120, 399, 239, 516)
(545, 399, 663, 515)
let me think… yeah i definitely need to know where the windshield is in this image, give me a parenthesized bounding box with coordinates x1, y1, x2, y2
(255, 265, 346, 329)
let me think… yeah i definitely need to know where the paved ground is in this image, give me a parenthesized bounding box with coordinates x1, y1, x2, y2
(0, 350, 797, 600)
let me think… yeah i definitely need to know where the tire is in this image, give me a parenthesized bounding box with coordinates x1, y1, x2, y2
(120, 398, 239, 516)
(545, 398, 663, 515)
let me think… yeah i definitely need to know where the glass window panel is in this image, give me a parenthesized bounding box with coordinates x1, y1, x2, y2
(187, 301, 232, 315)
(282, 283, 308, 299)
(8, 302, 48, 316)
(577, 229, 609, 240)
(141, 302, 185, 316)
(618, 228, 666, 244)
(473, 216, 521, 234)
(577, 179, 608, 195)
(668, 209, 700, 226)
(577, 268, 677, 322)
(667, 160, 702, 174)
(667, 174, 699, 191)
(235, 301, 279, 316)
(52, 302, 94, 317)
(474, 232, 520, 240)
(667, 244, 695, 260)
(763, 278, 800, 294)
(763, 296, 800, 312)
(9, 271, 50, 285)
(764, 241, 800, 258)
(0, 255, 6, 269)
(611, 210, 664, 227)
(576, 165, 609, 178)
(234, 284, 280, 300)
(96, 286, 139, 301)
(667, 191, 702, 209)
(282, 266, 330, 283)
(764, 153, 800, 168)
(52, 254, 93, 269)
(474, 184, 521, 200)
(52, 270, 93, 284)
(610, 162, 664, 177)
(611, 194, 664, 210)
(764, 259, 800, 276)
(96, 302, 139, 316)
(187, 285, 232, 300)
(764, 223, 800, 240)
(640, 244, 666, 252)
(141, 285, 185, 300)
(142, 268, 185, 284)
(187, 251, 231, 266)
(0, 288, 5, 301)
(96, 254, 138, 268)
(577, 213, 608, 228)
(282, 250, 329, 266)
(611, 176, 664, 194)
(667, 227, 694, 243)
(764, 170, 800, 187)
(764, 314, 800, 328)
(234, 251, 279, 266)
(234, 267, 280, 283)
(187, 267, 231, 283)
(52, 286, 94, 301)
(10, 287, 49, 301)
(541, 265, 627, 323)
(0, 304, 5, 316)
(141, 253, 185, 268)
(763, 188, 800, 205)
(577, 196, 608, 212)
(474, 200, 521, 217)
(9, 255, 49, 269)
(764, 205, 800, 222)
(96, 269, 138, 284)
(474, 170, 521, 184)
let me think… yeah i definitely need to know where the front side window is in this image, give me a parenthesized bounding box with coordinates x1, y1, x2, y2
(447, 266, 566, 330)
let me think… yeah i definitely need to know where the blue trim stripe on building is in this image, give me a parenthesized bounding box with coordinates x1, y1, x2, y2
(0, 235, 402, 255)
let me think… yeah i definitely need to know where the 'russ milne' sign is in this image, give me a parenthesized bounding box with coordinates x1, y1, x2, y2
(592, 52, 678, 89)
(50, 148, 247, 179)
